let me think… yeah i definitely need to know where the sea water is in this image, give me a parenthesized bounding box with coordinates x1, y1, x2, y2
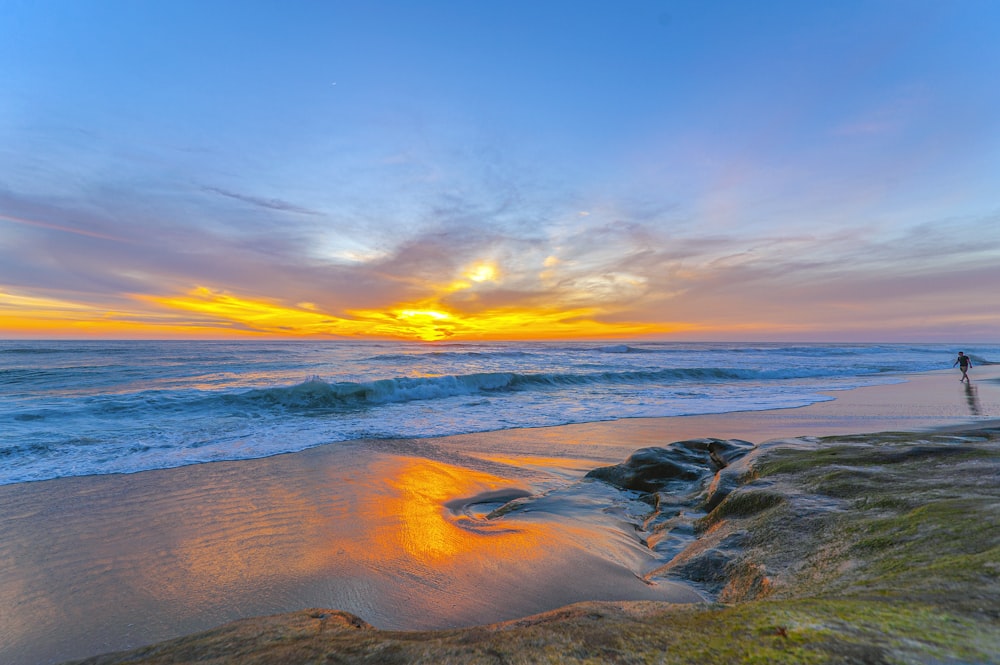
(2, 340, 995, 485)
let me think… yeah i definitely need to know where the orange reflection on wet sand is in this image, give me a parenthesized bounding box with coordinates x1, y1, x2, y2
(159, 484, 327, 601)
(378, 458, 544, 566)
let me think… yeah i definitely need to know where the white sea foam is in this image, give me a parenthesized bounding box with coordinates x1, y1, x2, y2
(1, 340, 993, 484)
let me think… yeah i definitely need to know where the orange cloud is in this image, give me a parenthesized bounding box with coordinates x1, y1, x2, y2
(1, 284, 672, 341)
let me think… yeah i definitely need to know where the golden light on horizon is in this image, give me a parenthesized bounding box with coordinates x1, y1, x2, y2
(2, 284, 679, 341)
(399, 309, 450, 320)
(0, 289, 258, 338)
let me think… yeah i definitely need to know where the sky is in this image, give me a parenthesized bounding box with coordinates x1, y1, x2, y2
(1, 0, 999, 342)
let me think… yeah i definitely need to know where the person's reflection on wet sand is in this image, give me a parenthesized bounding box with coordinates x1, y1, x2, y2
(964, 382, 981, 416)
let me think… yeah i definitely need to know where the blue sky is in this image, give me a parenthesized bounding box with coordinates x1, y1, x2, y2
(2, 0, 999, 340)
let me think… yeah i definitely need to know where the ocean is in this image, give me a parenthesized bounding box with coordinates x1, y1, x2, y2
(2, 340, 995, 486)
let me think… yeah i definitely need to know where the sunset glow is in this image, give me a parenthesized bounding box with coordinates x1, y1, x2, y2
(2, 283, 664, 341)
(2, 2, 998, 341)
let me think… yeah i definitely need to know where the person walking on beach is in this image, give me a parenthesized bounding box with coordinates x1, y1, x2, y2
(953, 351, 972, 382)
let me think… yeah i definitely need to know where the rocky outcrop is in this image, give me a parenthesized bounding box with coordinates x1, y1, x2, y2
(583, 438, 758, 590)
(584, 438, 755, 493)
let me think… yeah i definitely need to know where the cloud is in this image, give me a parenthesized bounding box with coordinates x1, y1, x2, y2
(615, 212, 1000, 338)
(201, 186, 321, 215)
(3, 164, 999, 340)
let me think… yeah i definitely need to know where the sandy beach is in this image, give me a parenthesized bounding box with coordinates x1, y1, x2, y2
(2, 367, 998, 665)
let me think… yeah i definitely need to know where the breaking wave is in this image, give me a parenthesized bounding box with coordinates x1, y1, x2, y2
(223, 364, 887, 414)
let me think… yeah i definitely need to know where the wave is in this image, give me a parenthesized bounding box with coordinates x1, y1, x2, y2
(366, 350, 537, 363)
(0, 347, 70, 355)
(370, 343, 693, 357)
(232, 373, 520, 410)
(593, 344, 661, 354)
(221, 364, 876, 413)
(5, 340, 998, 487)
(595, 344, 634, 353)
(967, 353, 996, 365)
(0, 342, 135, 354)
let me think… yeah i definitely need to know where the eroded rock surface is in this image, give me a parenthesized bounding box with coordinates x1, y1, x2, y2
(582, 438, 758, 586)
(584, 438, 755, 493)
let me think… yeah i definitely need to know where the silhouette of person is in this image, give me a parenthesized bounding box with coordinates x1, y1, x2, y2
(953, 351, 972, 383)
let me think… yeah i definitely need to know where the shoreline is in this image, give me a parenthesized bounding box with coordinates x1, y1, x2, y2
(428, 366, 1000, 465)
(2, 366, 998, 665)
(3, 367, 995, 490)
(73, 422, 1000, 665)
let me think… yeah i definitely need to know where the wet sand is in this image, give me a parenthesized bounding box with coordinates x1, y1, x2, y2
(1, 367, 998, 665)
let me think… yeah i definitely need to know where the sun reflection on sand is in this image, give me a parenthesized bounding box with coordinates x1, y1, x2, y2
(109, 453, 552, 617)
(381, 459, 543, 565)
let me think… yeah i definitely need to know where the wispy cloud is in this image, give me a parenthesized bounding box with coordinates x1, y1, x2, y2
(0, 212, 132, 244)
(201, 186, 321, 215)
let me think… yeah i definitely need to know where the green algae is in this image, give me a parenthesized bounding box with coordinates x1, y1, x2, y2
(696, 489, 786, 531)
(76, 599, 997, 665)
